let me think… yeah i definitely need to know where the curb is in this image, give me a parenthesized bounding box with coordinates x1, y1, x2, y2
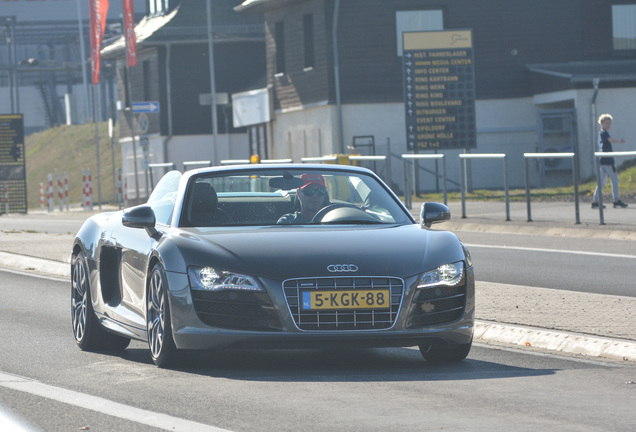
(475, 321, 636, 363)
(0, 251, 70, 279)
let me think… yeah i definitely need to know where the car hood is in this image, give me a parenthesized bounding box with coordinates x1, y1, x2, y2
(168, 224, 465, 280)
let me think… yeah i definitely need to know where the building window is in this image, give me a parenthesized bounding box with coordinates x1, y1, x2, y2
(395, 10, 444, 56)
(275, 21, 286, 74)
(149, 0, 169, 15)
(612, 4, 636, 50)
(303, 14, 314, 69)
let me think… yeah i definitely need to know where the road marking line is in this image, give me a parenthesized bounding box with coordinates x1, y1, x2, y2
(0, 372, 232, 432)
(465, 244, 636, 260)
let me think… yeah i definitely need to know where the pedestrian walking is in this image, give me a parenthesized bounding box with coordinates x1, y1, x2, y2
(592, 114, 628, 209)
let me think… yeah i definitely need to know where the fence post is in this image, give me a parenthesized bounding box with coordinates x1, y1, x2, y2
(503, 156, 510, 221)
(595, 157, 605, 225)
(524, 157, 532, 222)
(403, 158, 411, 210)
(460, 157, 466, 218)
(572, 156, 580, 224)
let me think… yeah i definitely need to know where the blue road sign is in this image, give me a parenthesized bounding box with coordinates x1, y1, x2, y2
(132, 101, 160, 113)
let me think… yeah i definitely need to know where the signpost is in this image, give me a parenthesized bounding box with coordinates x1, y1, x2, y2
(132, 101, 160, 113)
(0, 114, 27, 213)
(402, 30, 476, 151)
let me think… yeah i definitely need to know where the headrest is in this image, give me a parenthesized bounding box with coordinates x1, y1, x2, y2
(191, 182, 218, 212)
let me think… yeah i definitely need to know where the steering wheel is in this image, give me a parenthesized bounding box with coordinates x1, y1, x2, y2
(310, 203, 359, 223)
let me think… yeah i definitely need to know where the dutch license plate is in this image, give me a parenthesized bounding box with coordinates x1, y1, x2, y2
(301, 290, 390, 310)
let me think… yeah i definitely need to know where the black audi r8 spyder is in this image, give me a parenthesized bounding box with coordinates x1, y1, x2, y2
(71, 164, 474, 367)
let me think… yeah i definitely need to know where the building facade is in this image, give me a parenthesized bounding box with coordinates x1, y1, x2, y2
(236, 0, 636, 192)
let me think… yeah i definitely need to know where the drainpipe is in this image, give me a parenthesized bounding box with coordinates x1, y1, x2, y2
(332, 0, 344, 154)
(163, 43, 173, 168)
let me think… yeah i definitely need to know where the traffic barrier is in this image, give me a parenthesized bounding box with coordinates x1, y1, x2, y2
(524, 152, 579, 224)
(57, 174, 64, 211)
(64, 172, 69, 211)
(459, 153, 510, 221)
(47, 174, 54, 212)
(40, 182, 44, 211)
(401, 154, 446, 209)
(83, 168, 93, 210)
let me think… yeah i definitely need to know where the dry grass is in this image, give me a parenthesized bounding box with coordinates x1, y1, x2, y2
(25, 123, 121, 209)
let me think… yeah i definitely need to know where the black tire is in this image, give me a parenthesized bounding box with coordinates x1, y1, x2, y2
(419, 340, 472, 362)
(71, 251, 131, 352)
(71, 251, 105, 350)
(147, 263, 178, 368)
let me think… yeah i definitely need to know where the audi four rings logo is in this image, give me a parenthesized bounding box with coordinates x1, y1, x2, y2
(327, 264, 359, 272)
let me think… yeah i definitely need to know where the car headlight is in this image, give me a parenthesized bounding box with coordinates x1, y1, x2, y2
(417, 261, 464, 289)
(188, 266, 264, 292)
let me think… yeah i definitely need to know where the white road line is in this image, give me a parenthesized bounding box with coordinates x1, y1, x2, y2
(0, 372, 232, 432)
(465, 243, 636, 260)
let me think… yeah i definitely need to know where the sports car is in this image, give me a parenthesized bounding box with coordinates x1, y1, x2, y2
(71, 164, 474, 367)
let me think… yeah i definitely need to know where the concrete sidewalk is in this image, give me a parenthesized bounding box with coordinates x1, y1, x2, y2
(1, 201, 635, 363)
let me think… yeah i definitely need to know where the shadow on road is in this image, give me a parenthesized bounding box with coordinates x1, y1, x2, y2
(107, 344, 557, 382)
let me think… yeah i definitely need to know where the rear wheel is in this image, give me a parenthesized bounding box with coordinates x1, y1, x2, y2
(419, 340, 472, 362)
(147, 263, 178, 368)
(71, 251, 130, 352)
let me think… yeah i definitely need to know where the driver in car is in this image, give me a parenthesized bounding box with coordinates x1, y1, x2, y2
(277, 173, 329, 224)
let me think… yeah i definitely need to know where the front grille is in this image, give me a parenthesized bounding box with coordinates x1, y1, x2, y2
(408, 283, 466, 327)
(191, 290, 282, 331)
(284, 277, 404, 331)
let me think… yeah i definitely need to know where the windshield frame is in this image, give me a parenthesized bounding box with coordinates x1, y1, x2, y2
(173, 165, 414, 228)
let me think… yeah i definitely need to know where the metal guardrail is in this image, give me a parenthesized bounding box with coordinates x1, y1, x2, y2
(459, 153, 510, 221)
(594, 150, 636, 225)
(301, 156, 339, 163)
(220, 159, 251, 165)
(183, 160, 212, 171)
(260, 158, 293, 164)
(401, 154, 446, 209)
(524, 152, 580, 224)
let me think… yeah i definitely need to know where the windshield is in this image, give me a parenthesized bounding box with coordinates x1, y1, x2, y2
(179, 168, 411, 227)
(147, 170, 181, 225)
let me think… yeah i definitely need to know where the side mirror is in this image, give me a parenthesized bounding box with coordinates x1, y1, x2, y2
(420, 202, 451, 228)
(122, 206, 158, 237)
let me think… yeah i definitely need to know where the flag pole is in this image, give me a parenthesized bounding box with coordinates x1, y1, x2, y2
(75, 0, 90, 122)
(206, 0, 219, 165)
(94, 83, 102, 210)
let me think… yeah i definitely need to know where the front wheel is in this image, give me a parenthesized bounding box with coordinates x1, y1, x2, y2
(71, 251, 131, 352)
(419, 340, 472, 362)
(147, 263, 178, 368)
(71, 251, 102, 351)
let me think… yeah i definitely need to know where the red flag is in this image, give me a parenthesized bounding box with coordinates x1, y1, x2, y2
(90, 0, 110, 84)
(123, 0, 137, 67)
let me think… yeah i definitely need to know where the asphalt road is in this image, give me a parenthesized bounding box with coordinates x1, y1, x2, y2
(1, 270, 636, 432)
